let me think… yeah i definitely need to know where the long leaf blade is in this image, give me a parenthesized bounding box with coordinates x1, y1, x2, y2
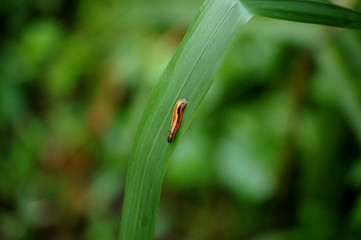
(241, 0, 361, 29)
(118, 0, 252, 239)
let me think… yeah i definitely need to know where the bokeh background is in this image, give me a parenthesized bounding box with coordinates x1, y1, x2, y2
(1, 0, 361, 239)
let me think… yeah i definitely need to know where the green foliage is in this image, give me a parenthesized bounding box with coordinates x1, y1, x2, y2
(1, 0, 361, 239)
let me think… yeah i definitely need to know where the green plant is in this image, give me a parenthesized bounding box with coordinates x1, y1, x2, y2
(118, 0, 361, 239)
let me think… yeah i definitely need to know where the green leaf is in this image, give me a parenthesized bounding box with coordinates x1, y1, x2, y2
(118, 0, 252, 239)
(119, 0, 361, 239)
(241, 0, 361, 29)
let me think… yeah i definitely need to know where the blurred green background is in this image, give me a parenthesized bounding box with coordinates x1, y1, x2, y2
(1, 0, 361, 239)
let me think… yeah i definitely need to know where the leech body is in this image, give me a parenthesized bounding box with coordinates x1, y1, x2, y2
(167, 98, 188, 143)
